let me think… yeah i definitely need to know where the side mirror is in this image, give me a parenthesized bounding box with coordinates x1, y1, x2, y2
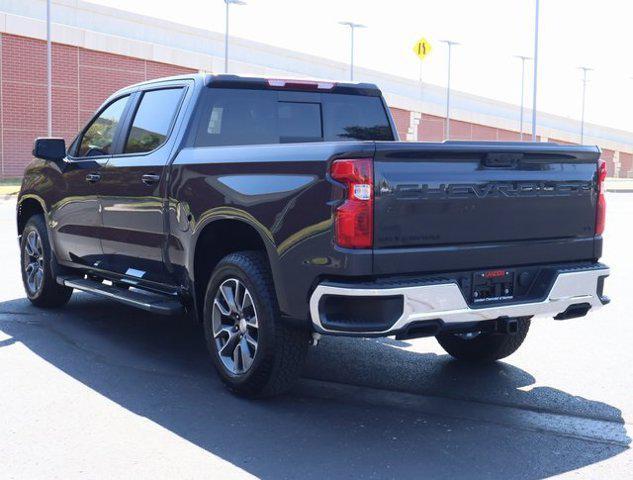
(33, 137, 66, 162)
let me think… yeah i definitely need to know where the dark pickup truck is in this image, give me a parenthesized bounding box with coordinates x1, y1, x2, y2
(18, 74, 609, 397)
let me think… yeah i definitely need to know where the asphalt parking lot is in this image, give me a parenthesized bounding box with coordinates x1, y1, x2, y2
(1, 194, 631, 479)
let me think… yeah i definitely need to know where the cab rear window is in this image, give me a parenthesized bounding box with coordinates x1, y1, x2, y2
(194, 88, 393, 147)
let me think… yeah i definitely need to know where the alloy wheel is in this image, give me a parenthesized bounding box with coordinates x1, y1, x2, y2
(23, 230, 44, 295)
(212, 278, 259, 375)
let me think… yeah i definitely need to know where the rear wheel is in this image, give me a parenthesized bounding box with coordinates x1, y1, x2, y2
(436, 317, 531, 362)
(20, 214, 73, 308)
(203, 251, 309, 397)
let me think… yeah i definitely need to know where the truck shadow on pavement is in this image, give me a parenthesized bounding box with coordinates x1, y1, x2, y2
(0, 294, 629, 479)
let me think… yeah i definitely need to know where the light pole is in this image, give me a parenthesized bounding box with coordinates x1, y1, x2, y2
(579, 66, 593, 144)
(514, 55, 532, 141)
(339, 21, 366, 81)
(224, 0, 246, 74)
(531, 0, 540, 142)
(440, 40, 459, 140)
(46, 0, 52, 137)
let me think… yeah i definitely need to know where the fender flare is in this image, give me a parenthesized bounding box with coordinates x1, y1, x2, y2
(187, 212, 290, 318)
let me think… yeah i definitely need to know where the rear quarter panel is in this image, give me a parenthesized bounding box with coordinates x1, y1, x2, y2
(167, 141, 375, 319)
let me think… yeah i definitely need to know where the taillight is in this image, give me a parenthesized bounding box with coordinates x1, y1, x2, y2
(595, 158, 607, 235)
(330, 158, 373, 249)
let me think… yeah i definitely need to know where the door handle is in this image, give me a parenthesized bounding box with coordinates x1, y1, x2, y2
(141, 173, 161, 185)
(85, 172, 101, 183)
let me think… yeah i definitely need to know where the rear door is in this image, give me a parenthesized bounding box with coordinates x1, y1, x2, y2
(372, 142, 600, 271)
(98, 84, 188, 286)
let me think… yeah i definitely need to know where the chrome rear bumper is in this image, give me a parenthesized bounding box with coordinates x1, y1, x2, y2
(309, 266, 609, 336)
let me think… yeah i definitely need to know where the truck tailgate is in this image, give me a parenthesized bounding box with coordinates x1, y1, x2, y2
(373, 142, 600, 271)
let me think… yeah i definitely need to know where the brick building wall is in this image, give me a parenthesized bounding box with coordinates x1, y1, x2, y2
(417, 113, 537, 143)
(600, 149, 615, 177)
(0, 32, 624, 178)
(620, 152, 633, 178)
(0, 33, 195, 178)
(389, 107, 410, 140)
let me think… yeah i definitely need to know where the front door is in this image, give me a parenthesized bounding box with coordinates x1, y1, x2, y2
(99, 86, 186, 286)
(51, 94, 131, 269)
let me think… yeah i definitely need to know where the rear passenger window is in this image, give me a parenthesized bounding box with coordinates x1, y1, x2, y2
(323, 95, 394, 141)
(124, 88, 184, 154)
(198, 90, 277, 147)
(278, 102, 321, 142)
(194, 88, 393, 147)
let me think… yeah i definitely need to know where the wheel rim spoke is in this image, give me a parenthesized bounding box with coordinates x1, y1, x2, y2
(26, 231, 39, 257)
(245, 315, 257, 328)
(213, 298, 231, 317)
(214, 326, 234, 340)
(211, 277, 259, 375)
(219, 330, 240, 357)
(232, 343, 242, 371)
(234, 281, 244, 313)
(25, 239, 34, 257)
(241, 289, 252, 312)
(29, 266, 37, 284)
(34, 268, 43, 292)
(239, 337, 253, 371)
(220, 283, 238, 314)
(26, 264, 36, 289)
(245, 332, 258, 349)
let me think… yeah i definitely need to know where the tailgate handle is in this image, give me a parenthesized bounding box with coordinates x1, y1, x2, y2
(482, 153, 522, 168)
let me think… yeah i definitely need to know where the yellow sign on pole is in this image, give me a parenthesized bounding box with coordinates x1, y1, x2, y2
(413, 38, 432, 61)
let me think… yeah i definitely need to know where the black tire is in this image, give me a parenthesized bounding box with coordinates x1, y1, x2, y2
(436, 317, 531, 362)
(20, 214, 73, 308)
(203, 251, 309, 397)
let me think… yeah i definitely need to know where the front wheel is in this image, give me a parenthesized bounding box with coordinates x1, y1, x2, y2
(436, 317, 531, 362)
(203, 251, 309, 397)
(20, 214, 73, 308)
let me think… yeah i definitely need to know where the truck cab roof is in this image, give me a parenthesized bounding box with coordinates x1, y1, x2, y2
(116, 73, 382, 97)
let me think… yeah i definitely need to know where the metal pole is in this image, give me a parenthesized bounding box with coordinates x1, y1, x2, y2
(579, 67, 592, 144)
(531, 0, 540, 142)
(520, 58, 525, 140)
(223, 1, 246, 74)
(441, 40, 459, 140)
(514, 55, 531, 141)
(339, 22, 366, 82)
(350, 26, 354, 81)
(419, 61, 423, 103)
(224, 1, 229, 73)
(46, 0, 52, 137)
(446, 43, 451, 140)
